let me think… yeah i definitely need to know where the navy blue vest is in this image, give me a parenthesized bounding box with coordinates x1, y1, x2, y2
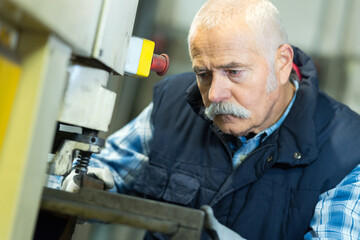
(134, 47, 360, 239)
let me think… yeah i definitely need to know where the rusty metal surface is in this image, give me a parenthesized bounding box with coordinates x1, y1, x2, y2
(41, 188, 204, 239)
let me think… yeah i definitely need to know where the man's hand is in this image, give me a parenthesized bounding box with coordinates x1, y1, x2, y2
(61, 167, 115, 192)
(201, 205, 246, 240)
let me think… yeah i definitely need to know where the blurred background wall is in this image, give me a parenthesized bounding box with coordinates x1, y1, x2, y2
(80, 0, 360, 238)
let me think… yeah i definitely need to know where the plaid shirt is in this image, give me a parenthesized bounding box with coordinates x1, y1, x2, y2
(90, 103, 154, 193)
(304, 164, 360, 239)
(50, 80, 360, 239)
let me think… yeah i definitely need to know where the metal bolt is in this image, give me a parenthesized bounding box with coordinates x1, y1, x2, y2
(294, 152, 302, 160)
(266, 155, 273, 162)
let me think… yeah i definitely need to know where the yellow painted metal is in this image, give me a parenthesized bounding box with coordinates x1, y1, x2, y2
(136, 39, 155, 77)
(0, 33, 70, 240)
(0, 35, 47, 240)
(0, 51, 21, 155)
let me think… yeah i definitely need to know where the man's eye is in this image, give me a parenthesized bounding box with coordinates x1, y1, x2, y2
(197, 72, 208, 78)
(197, 72, 211, 81)
(196, 72, 212, 85)
(228, 70, 242, 76)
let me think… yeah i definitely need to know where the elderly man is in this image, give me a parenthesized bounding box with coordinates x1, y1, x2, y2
(63, 0, 360, 239)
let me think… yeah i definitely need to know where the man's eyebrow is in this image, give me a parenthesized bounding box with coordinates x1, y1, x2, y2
(191, 47, 201, 58)
(192, 62, 249, 72)
(192, 66, 208, 73)
(216, 62, 245, 69)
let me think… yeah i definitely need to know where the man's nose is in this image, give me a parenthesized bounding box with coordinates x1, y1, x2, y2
(208, 74, 231, 103)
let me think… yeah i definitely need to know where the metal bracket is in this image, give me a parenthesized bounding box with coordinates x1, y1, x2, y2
(47, 140, 101, 176)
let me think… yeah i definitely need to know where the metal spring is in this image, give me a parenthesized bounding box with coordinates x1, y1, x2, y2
(75, 150, 91, 175)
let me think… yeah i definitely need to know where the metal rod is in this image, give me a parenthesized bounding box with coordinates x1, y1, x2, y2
(41, 188, 204, 239)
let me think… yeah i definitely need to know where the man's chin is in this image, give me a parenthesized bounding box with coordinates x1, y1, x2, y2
(213, 115, 249, 136)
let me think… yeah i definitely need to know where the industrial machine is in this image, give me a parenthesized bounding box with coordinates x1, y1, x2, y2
(0, 0, 203, 239)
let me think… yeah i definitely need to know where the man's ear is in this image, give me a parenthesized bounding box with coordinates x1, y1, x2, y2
(275, 44, 294, 85)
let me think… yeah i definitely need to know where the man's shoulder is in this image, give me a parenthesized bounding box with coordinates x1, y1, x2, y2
(315, 91, 360, 152)
(317, 91, 360, 124)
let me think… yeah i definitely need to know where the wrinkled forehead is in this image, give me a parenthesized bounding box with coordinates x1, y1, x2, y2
(189, 25, 259, 61)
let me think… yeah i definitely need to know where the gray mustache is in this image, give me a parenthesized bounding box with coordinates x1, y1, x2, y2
(204, 102, 251, 120)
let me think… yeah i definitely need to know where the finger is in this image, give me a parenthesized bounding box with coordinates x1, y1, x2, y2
(65, 181, 80, 193)
(61, 172, 81, 192)
(87, 168, 115, 189)
(201, 205, 220, 230)
(201, 205, 214, 216)
(100, 169, 115, 189)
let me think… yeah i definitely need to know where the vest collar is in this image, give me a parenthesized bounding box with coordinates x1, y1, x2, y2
(276, 47, 320, 166)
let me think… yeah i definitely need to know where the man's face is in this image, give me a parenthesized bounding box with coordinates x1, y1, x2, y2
(190, 25, 282, 137)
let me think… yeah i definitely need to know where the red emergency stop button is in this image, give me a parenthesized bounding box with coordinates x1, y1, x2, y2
(151, 54, 170, 76)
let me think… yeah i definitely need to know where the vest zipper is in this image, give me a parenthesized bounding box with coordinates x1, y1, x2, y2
(210, 124, 235, 172)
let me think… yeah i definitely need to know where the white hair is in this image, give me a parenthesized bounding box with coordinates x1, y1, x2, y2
(205, 101, 251, 120)
(188, 0, 288, 85)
